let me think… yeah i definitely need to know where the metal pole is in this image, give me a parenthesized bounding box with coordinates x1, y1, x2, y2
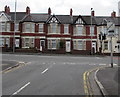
(110, 36, 113, 68)
(13, 0, 17, 53)
(91, 8, 93, 55)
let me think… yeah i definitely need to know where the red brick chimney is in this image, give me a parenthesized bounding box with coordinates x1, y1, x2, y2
(91, 10, 95, 16)
(48, 7, 51, 15)
(26, 6, 30, 14)
(70, 8, 73, 16)
(4, 5, 10, 14)
(111, 11, 116, 18)
(7, 6, 10, 14)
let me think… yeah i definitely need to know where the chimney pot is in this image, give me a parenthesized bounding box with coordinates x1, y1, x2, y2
(48, 7, 51, 15)
(70, 8, 73, 16)
(111, 11, 116, 18)
(91, 10, 95, 16)
(26, 6, 30, 14)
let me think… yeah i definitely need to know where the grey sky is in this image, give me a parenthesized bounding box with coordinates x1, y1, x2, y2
(0, 0, 120, 16)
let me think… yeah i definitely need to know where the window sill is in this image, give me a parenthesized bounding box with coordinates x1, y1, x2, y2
(48, 33, 60, 35)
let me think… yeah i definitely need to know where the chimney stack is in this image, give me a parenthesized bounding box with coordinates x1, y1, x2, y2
(4, 5, 10, 14)
(26, 6, 30, 14)
(111, 11, 116, 18)
(70, 8, 73, 16)
(7, 6, 10, 14)
(91, 10, 95, 16)
(48, 7, 51, 15)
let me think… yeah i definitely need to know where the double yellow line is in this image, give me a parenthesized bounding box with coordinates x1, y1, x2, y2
(1, 62, 26, 74)
(83, 66, 107, 97)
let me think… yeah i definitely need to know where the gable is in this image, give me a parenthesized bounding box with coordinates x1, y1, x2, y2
(47, 15, 61, 23)
(0, 12, 9, 22)
(75, 17, 85, 25)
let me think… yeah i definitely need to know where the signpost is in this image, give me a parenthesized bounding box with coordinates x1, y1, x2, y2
(107, 22, 115, 68)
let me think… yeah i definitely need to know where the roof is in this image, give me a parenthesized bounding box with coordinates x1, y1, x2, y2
(1, 11, 120, 25)
(21, 13, 49, 23)
(9, 12, 26, 22)
(94, 16, 120, 26)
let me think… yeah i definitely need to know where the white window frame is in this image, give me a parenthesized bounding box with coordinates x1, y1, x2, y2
(48, 39, 60, 49)
(39, 23, 44, 33)
(77, 40, 83, 50)
(24, 23, 35, 33)
(15, 23, 19, 32)
(90, 26, 94, 36)
(23, 38, 34, 48)
(64, 24, 69, 34)
(48, 23, 60, 34)
(74, 25, 83, 36)
(73, 40, 83, 50)
(0, 37, 4, 47)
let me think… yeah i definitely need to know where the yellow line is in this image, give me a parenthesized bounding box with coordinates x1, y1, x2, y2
(83, 66, 108, 97)
(2, 63, 26, 74)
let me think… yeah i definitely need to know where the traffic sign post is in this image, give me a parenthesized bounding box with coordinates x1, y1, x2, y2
(107, 22, 115, 68)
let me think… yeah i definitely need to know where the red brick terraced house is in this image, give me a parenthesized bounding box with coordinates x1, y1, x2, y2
(1, 6, 119, 54)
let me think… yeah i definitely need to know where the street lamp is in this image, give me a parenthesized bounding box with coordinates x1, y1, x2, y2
(90, 8, 93, 55)
(13, 0, 17, 53)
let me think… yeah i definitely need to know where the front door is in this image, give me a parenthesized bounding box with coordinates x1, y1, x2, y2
(15, 39, 20, 48)
(40, 40, 45, 51)
(66, 41, 71, 52)
(92, 42, 96, 53)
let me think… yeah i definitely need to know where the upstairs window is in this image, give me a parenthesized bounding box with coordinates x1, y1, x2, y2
(74, 25, 83, 35)
(15, 23, 19, 32)
(39, 24, 43, 32)
(64, 24, 69, 34)
(90, 26, 94, 36)
(1, 22, 10, 32)
(48, 23, 60, 34)
(24, 23, 35, 32)
(25, 23, 30, 32)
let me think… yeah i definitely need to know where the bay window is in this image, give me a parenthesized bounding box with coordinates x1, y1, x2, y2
(48, 23, 60, 34)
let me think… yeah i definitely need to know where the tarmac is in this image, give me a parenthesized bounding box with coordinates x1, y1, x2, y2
(96, 66, 120, 97)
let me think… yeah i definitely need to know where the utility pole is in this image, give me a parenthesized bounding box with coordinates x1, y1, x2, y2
(13, 0, 17, 53)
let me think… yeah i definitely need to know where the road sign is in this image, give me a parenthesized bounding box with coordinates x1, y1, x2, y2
(107, 22, 115, 36)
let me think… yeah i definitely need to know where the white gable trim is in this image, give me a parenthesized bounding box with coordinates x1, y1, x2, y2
(0, 12, 9, 22)
(47, 15, 61, 23)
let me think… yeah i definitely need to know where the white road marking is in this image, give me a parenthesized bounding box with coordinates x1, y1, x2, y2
(96, 57, 102, 59)
(12, 82, 30, 95)
(99, 64, 106, 65)
(41, 68, 49, 74)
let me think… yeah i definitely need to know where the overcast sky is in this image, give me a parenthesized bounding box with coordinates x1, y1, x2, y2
(0, 0, 120, 16)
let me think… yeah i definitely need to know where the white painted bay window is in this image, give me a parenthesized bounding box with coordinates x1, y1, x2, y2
(74, 25, 83, 35)
(48, 39, 60, 49)
(48, 23, 60, 34)
(0, 37, 9, 47)
(22, 38, 34, 48)
(24, 23, 35, 33)
(1, 22, 10, 32)
(73, 40, 85, 50)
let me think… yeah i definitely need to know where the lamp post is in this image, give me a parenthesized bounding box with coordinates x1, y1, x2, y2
(107, 21, 115, 68)
(13, 0, 17, 53)
(90, 8, 93, 55)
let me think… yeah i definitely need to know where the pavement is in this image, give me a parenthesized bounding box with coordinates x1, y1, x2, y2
(96, 66, 120, 96)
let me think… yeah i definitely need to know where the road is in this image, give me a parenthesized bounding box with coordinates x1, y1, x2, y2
(1, 54, 119, 96)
